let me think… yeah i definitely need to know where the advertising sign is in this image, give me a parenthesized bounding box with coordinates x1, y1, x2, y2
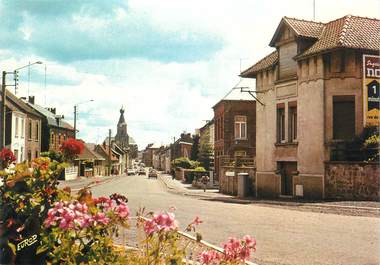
(363, 55, 380, 126)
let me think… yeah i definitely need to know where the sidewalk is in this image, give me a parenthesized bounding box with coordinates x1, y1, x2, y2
(159, 174, 380, 218)
(58, 174, 119, 192)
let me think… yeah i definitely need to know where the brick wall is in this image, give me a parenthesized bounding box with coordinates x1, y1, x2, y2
(325, 162, 380, 200)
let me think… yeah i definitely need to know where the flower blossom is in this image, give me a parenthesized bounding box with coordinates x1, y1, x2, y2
(143, 212, 178, 236)
(199, 250, 220, 265)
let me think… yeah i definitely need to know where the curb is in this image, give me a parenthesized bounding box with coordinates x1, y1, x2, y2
(158, 175, 380, 216)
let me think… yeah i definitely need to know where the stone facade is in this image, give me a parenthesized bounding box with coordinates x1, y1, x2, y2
(325, 162, 380, 201)
(241, 16, 380, 200)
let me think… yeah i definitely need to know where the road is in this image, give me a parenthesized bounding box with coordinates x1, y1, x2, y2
(87, 174, 380, 265)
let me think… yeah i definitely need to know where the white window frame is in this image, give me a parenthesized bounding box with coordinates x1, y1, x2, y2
(234, 116, 247, 140)
(15, 117, 19, 138)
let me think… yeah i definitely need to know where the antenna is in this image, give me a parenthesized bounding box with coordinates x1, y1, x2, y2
(313, 0, 316, 21)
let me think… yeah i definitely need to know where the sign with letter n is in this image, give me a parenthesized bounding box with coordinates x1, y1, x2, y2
(363, 55, 380, 126)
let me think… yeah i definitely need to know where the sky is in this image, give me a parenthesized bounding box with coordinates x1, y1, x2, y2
(0, 0, 379, 149)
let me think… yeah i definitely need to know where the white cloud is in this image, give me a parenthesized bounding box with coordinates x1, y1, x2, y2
(1, 0, 379, 149)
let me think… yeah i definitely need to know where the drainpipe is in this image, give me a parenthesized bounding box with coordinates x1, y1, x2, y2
(322, 55, 326, 200)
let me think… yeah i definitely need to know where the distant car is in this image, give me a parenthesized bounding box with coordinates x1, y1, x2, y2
(127, 168, 135, 175)
(138, 168, 146, 175)
(148, 169, 158, 179)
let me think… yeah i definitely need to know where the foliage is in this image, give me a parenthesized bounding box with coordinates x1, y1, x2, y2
(129, 144, 138, 159)
(191, 134, 200, 161)
(0, 157, 64, 264)
(172, 157, 200, 169)
(0, 149, 256, 265)
(331, 126, 379, 162)
(60, 138, 84, 162)
(40, 150, 64, 163)
(194, 166, 206, 172)
(198, 128, 214, 170)
(0, 147, 16, 169)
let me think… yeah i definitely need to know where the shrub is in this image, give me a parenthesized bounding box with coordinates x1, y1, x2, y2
(172, 157, 199, 169)
(60, 138, 84, 162)
(194, 166, 206, 172)
(0, 150, 257, 265)
(0, 147, 16, 169)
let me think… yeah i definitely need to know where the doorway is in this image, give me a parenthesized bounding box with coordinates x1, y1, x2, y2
(278, 162, 297, 196)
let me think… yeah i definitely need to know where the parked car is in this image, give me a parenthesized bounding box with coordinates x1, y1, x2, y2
(127, 168, 135, 175)
(138, 168, 146, 175)
(148, 169, 158, 179)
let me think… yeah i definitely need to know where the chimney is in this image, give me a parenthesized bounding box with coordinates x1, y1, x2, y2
(28, 96, 35, 105)
(47, 108, 56, 114)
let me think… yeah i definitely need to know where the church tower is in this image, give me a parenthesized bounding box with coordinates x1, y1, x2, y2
(115, 107, 129, 148)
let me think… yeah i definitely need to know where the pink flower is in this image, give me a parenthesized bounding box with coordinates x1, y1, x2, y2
(199, 250, 220, 265)
(192, 216, 203, 226)
(143, 211, 178, 236)
(114, 202, 130, 218)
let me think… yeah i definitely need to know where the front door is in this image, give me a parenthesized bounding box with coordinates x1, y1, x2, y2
(279, 162, 297, 196)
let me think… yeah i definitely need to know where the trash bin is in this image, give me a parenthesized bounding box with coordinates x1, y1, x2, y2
(237, 173, 250, 198)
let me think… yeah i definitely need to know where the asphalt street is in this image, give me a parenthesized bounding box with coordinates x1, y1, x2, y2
(87, 174, 380, 265)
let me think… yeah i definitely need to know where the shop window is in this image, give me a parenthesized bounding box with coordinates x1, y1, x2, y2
(277, 107, 285, 143)
(234, 116, 247, 139)
(289, 105, 297, 142)
(333, 96, 355, 140)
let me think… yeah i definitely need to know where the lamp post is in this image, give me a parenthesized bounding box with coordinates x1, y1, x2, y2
(14, 61, 43, 95)
(73, 99, 94, 139)
(1, 61, 43, 149)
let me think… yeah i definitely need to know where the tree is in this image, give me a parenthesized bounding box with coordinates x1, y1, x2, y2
(190, 134, 199, 161)
(60, 138, 84, 162)
(198, 129, 213, 170)
(129, 144, 138, 159)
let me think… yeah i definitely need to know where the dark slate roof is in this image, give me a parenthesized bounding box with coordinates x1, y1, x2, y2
(296, 15, 380, 59)
(3, 89, 43, 118)
(240, 51, 278, 77)
(27, 103, 74, 130)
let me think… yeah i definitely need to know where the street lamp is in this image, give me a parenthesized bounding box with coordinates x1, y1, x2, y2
(1, 61, 43, 149)
(74, 99, 94, 139)
(13, 61, 43, 95)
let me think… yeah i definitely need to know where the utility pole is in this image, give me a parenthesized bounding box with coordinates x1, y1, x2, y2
(73, 105, 77, 139)
(1, 71, 6, 149)
(108, 129, 112, 176)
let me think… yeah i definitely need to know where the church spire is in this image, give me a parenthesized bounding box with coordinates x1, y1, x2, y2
(118, 106, 126, 125)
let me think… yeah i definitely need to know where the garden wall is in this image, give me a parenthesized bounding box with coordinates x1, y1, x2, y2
(325, 162, 380, 200)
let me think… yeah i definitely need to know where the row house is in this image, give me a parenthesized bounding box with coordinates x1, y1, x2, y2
(198, 119, 215, 171)
(1, 90, 43, 162)
(171, 133, 193, 160)
(75, 142, 106, 177)
(213, 85, 256, 186)
(94, 142, 121, 175)
(240, 15, 380, 200)
(26, 96, 75, 152)
(143, 142, 160, 167)
(152, 145, 171, 173)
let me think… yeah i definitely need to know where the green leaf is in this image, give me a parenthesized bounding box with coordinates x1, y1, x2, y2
(8, 242, 16, 254)
(36, 244, 49, 255)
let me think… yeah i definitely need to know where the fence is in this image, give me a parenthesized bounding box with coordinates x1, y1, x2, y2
(116, 216, 257, 265)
